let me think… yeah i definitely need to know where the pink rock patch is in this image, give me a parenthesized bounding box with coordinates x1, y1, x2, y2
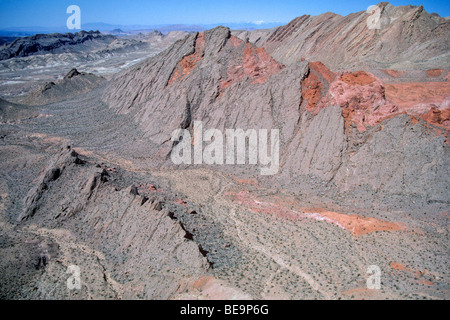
(324, 71, 390, 131)
(168, 33, 205, 85)
(220, 42, 284, 90)
(226, 191, 404, 237)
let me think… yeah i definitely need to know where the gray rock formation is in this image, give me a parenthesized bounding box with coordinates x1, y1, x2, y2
(231, 28, 275, 47)
(0, 31, 116, 60)
(0, 98, 39, 122)
(11, 145, 210, 299)
(285, 105, 347, 182)
(263, 2, 450, 70)
(335, 114, 449, 202)
(18, 68, 105, 105)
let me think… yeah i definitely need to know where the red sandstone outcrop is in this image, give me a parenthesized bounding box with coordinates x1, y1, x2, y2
(220, 40, 284, 89)
(301, 61, 335, 112)
(301, 61, 450, 131)
(168, 33, 205, 85)
(382, 69, 406, 78)
(324, 71, 389, 131)
(427, 69, 444, 78)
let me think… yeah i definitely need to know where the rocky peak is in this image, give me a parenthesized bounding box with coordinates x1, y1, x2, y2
(64, 68, 81, 80)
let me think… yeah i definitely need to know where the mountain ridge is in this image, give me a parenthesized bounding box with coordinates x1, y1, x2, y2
(262, 2, 450, 70)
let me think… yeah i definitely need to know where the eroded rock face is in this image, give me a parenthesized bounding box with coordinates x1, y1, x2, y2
(103, 26, 300, 147)
(231, 29, 274, 48)
(102, 25, 449, 203)
(64, 68, 81, 80)
(168, 33, 205, 85)
(301, 61, 336, 112)
(419, 107, 450, 128)
(301, 63, 450, 131)
(284, 106, 346, 182)
(226, 41, 285, 86)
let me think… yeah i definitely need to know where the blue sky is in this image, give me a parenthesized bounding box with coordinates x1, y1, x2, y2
(0, 0, 448, 28)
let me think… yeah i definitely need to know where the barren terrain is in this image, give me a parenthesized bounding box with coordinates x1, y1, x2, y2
(0, 2, 448, 300)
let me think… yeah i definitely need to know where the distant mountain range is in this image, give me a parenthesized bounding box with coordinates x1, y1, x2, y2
(0, 21, 284, 37)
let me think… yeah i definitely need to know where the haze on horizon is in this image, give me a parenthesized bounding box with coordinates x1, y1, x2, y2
(0, 0, 449, 29)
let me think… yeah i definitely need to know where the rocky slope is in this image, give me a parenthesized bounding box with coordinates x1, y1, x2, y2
(103, 25, 449, 204)
(16, 68, 105, 105)
(1, 143, 214, 299)
(0, 98, 40, 122)
(262, 2, 449, 70)
(1, 87, 447, 299)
